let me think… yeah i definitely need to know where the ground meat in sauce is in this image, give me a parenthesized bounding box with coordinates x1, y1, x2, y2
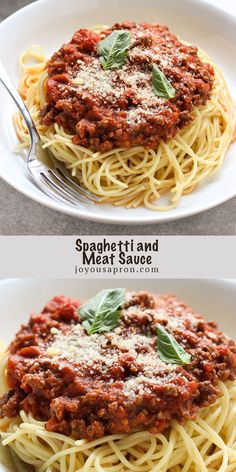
(40, 22, 214, 152)
(1, 292, 236, 441)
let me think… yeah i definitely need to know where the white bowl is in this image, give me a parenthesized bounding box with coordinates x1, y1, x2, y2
(0, 278, 235, 344)
(0, 0, 236, 224)
(0, 278, 235, 471)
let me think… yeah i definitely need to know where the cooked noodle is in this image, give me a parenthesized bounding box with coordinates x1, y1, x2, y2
(13, 27, 236, 211)
(0, 348, 236, 472)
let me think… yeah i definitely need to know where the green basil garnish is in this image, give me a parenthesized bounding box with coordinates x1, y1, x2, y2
(157, 324, 191, 365)
(98, 30, 131, 70)
(80, 288, 125, 335)
(152, 64, 176, 99)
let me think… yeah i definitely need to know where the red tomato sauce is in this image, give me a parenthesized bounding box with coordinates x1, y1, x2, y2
(41, 22, 214, 152)
(1, 292, 235, 440)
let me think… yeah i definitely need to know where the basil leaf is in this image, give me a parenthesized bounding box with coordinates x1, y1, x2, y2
(98, 30, 131, 70)
(157, 324, 191, 365)
(80, 288, 125, 335)
(152, 64, 176, 99)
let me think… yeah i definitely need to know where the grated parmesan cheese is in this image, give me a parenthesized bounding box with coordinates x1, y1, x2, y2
(29, 293, 199, 402)
(72, 77, 84, 85)
(46, 347, 62, 357)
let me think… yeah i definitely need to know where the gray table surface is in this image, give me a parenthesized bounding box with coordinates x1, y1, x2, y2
(1, 0, 236, 235)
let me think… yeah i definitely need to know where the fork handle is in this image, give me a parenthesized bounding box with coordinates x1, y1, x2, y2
(0, 61, 39, 142)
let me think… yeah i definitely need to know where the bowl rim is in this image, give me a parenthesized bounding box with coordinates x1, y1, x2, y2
(0, 0, 236, 225)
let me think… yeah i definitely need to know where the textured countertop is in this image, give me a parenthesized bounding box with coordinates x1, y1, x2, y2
(0, 0, 236, 235)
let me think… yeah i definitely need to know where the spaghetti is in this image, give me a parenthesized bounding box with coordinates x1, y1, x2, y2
(0, 292, 236, 472)
(13, 24, 236, 211)
(0, 350, 236, 471)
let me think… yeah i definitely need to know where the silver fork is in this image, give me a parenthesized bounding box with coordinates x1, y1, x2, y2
(0, 61, 99, 206)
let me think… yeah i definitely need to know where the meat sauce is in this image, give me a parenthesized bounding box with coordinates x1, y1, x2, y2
(41, 22, 214, 152)
(1, 292, 236, 440)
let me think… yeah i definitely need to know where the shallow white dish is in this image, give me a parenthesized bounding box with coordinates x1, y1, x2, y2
(0, 0, 236, 225)
(0, 278, 235, 345)
(0, 278, 236, 471)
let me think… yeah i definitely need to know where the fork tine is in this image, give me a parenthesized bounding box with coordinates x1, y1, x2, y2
(56, 166, 100, 202)
(31, 171, 76, 206)
(28, 159, 88, 206)
(48, 169, 94, 205)
(0, 60, 99, 207)
(40, 172, 82, 206)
